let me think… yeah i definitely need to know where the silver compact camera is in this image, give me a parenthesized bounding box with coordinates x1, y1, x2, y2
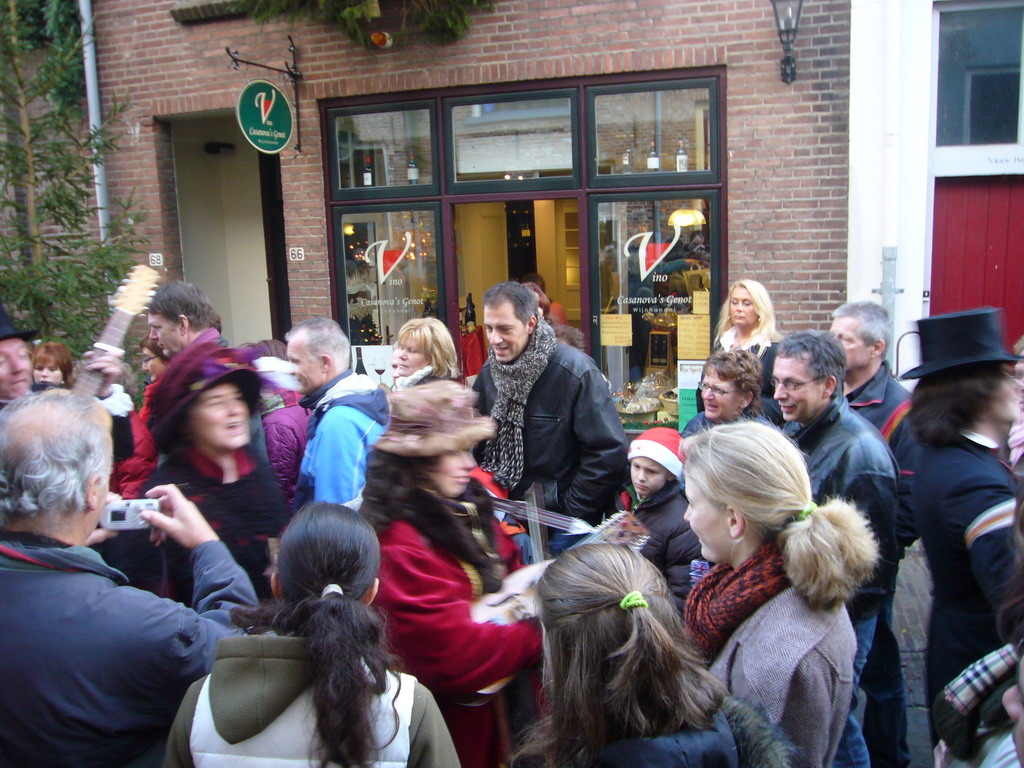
(101, 499, 159, 530)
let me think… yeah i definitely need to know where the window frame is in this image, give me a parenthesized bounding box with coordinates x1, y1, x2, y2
(586, 189, 722, 371)
(325, 100, 440, 200)
(585, 78, 721, 189)
(330, 201, 445, 338)
(443, 88, 582, 195)
(932, 0, 1024, 177)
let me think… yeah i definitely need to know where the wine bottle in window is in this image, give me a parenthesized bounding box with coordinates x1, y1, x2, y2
(621, 147, 632, 174)
(646, 140, 660, 171)
(464, 293, 476, 332)
(676, 139, 689, 172)
(363, 154, 373, 187)
(407, 152, 419, 184)
(354, 347, 368, 376)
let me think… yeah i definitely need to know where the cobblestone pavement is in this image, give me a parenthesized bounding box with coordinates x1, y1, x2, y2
(893, 542, 933, 768)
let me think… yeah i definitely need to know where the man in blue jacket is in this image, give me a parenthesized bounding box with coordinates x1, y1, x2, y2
(0, 393, 257, 768)
(286, 317, 389, 509)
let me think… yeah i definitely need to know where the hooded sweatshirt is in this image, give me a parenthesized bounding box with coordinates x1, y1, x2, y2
(294, 371, 390, 509)
(164, 635, 459, 768)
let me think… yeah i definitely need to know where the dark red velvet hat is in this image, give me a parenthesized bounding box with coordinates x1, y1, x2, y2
(149, 343, 262, 452)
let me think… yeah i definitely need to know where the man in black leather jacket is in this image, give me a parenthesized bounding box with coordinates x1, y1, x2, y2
(474, 282, 627, 526)
(774, 330, 899, 768)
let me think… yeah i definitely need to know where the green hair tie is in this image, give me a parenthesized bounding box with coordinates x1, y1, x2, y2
(797, 502, 817, 521)
(620, 591, 649, 610)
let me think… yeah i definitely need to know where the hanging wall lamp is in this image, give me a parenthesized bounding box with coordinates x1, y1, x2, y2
(770, 0, 804, 84)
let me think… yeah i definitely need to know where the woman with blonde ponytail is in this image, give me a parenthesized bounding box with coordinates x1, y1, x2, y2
(519, 543, 791, 768)
(164, 502, 459, 768)
(683, 421, 878, 768)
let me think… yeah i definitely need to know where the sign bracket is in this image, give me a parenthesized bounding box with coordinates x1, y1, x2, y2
(227, 36, 303, 152)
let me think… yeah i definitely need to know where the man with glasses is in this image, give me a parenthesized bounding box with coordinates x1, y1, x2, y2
(773, 330, 899, 768)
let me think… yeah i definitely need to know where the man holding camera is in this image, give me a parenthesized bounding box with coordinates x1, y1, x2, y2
(0, 393, 256, 768)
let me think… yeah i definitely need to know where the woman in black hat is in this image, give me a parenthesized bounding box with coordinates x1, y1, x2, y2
(904, 308, 1022, 734)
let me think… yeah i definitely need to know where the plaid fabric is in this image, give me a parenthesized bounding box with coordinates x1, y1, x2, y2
(942, 643, 1018, 716)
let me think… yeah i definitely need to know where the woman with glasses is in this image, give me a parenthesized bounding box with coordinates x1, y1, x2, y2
(683, 421, 878, 768)
(903, 309, 1021, 734)
(138, 336, 169, 426)
(683, 349, 766, 437)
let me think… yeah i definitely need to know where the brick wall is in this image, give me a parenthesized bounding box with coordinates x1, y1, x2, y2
(93, 0, 850, 331)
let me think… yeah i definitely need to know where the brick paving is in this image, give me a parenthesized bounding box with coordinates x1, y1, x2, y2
(893, 542, 934, 768)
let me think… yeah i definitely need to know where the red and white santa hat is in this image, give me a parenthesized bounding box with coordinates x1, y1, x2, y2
(628, 427, 683, 477)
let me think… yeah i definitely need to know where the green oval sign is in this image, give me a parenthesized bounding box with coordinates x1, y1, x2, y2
(236, 80, 294, 154)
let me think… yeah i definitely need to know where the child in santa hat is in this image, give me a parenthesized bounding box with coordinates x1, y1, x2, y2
(618, 427, 701, 610)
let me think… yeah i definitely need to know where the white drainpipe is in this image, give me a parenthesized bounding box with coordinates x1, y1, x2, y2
(78, 0, 110, 241)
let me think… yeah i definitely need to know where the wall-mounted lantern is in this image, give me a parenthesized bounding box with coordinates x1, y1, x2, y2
(770, 0, 804, 84)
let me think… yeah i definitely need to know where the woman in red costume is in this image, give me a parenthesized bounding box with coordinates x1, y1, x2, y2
(360, 381, 541, 768)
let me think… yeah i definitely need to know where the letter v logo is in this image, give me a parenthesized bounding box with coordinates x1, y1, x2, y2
(255, 90, 276, 125)
(623, 224, 683, 281)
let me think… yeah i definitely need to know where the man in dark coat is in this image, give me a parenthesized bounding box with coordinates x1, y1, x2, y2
(832, 301, 916, 768)
(903, 308, 1020, 742)
(774, 330, 899, 768)
(0, 394, 256, 768)
(474, 281, 627, 527)
(147, 281, 268, 462)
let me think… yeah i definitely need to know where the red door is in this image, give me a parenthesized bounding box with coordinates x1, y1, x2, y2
(931, 175, 1024, 346)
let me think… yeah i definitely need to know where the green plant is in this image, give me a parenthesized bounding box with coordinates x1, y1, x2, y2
(240, 0, 494, 46)
(0, 0, 143, 355)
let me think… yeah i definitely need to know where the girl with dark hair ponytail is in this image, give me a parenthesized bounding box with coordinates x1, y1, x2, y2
(164, 502, 459, 768)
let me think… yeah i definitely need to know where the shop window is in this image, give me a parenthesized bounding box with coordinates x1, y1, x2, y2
(326, 104, 436, 199)
(447, 91, 578, 191)
(588, 81, 718, 186)
(937, 7, 1023, 146)
(334, 205, 442, 387)
(320, 72, 726, 379)
(592, 194, 718, 427)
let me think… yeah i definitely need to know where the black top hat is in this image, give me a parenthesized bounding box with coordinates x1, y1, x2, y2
(901, 307, 1019, 380)
(0, 300, 36, 343)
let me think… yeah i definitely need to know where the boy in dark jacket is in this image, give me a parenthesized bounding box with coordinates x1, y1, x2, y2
(618, 427, 701, 610)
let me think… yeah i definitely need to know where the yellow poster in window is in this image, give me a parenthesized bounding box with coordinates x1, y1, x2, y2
(693, 290, 710, 316)
(677, 314, 711, 359)
(600, 314, 633, 346)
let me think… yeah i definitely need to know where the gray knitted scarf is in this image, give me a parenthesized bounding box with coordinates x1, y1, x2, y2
(481, 318, 558, 490)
